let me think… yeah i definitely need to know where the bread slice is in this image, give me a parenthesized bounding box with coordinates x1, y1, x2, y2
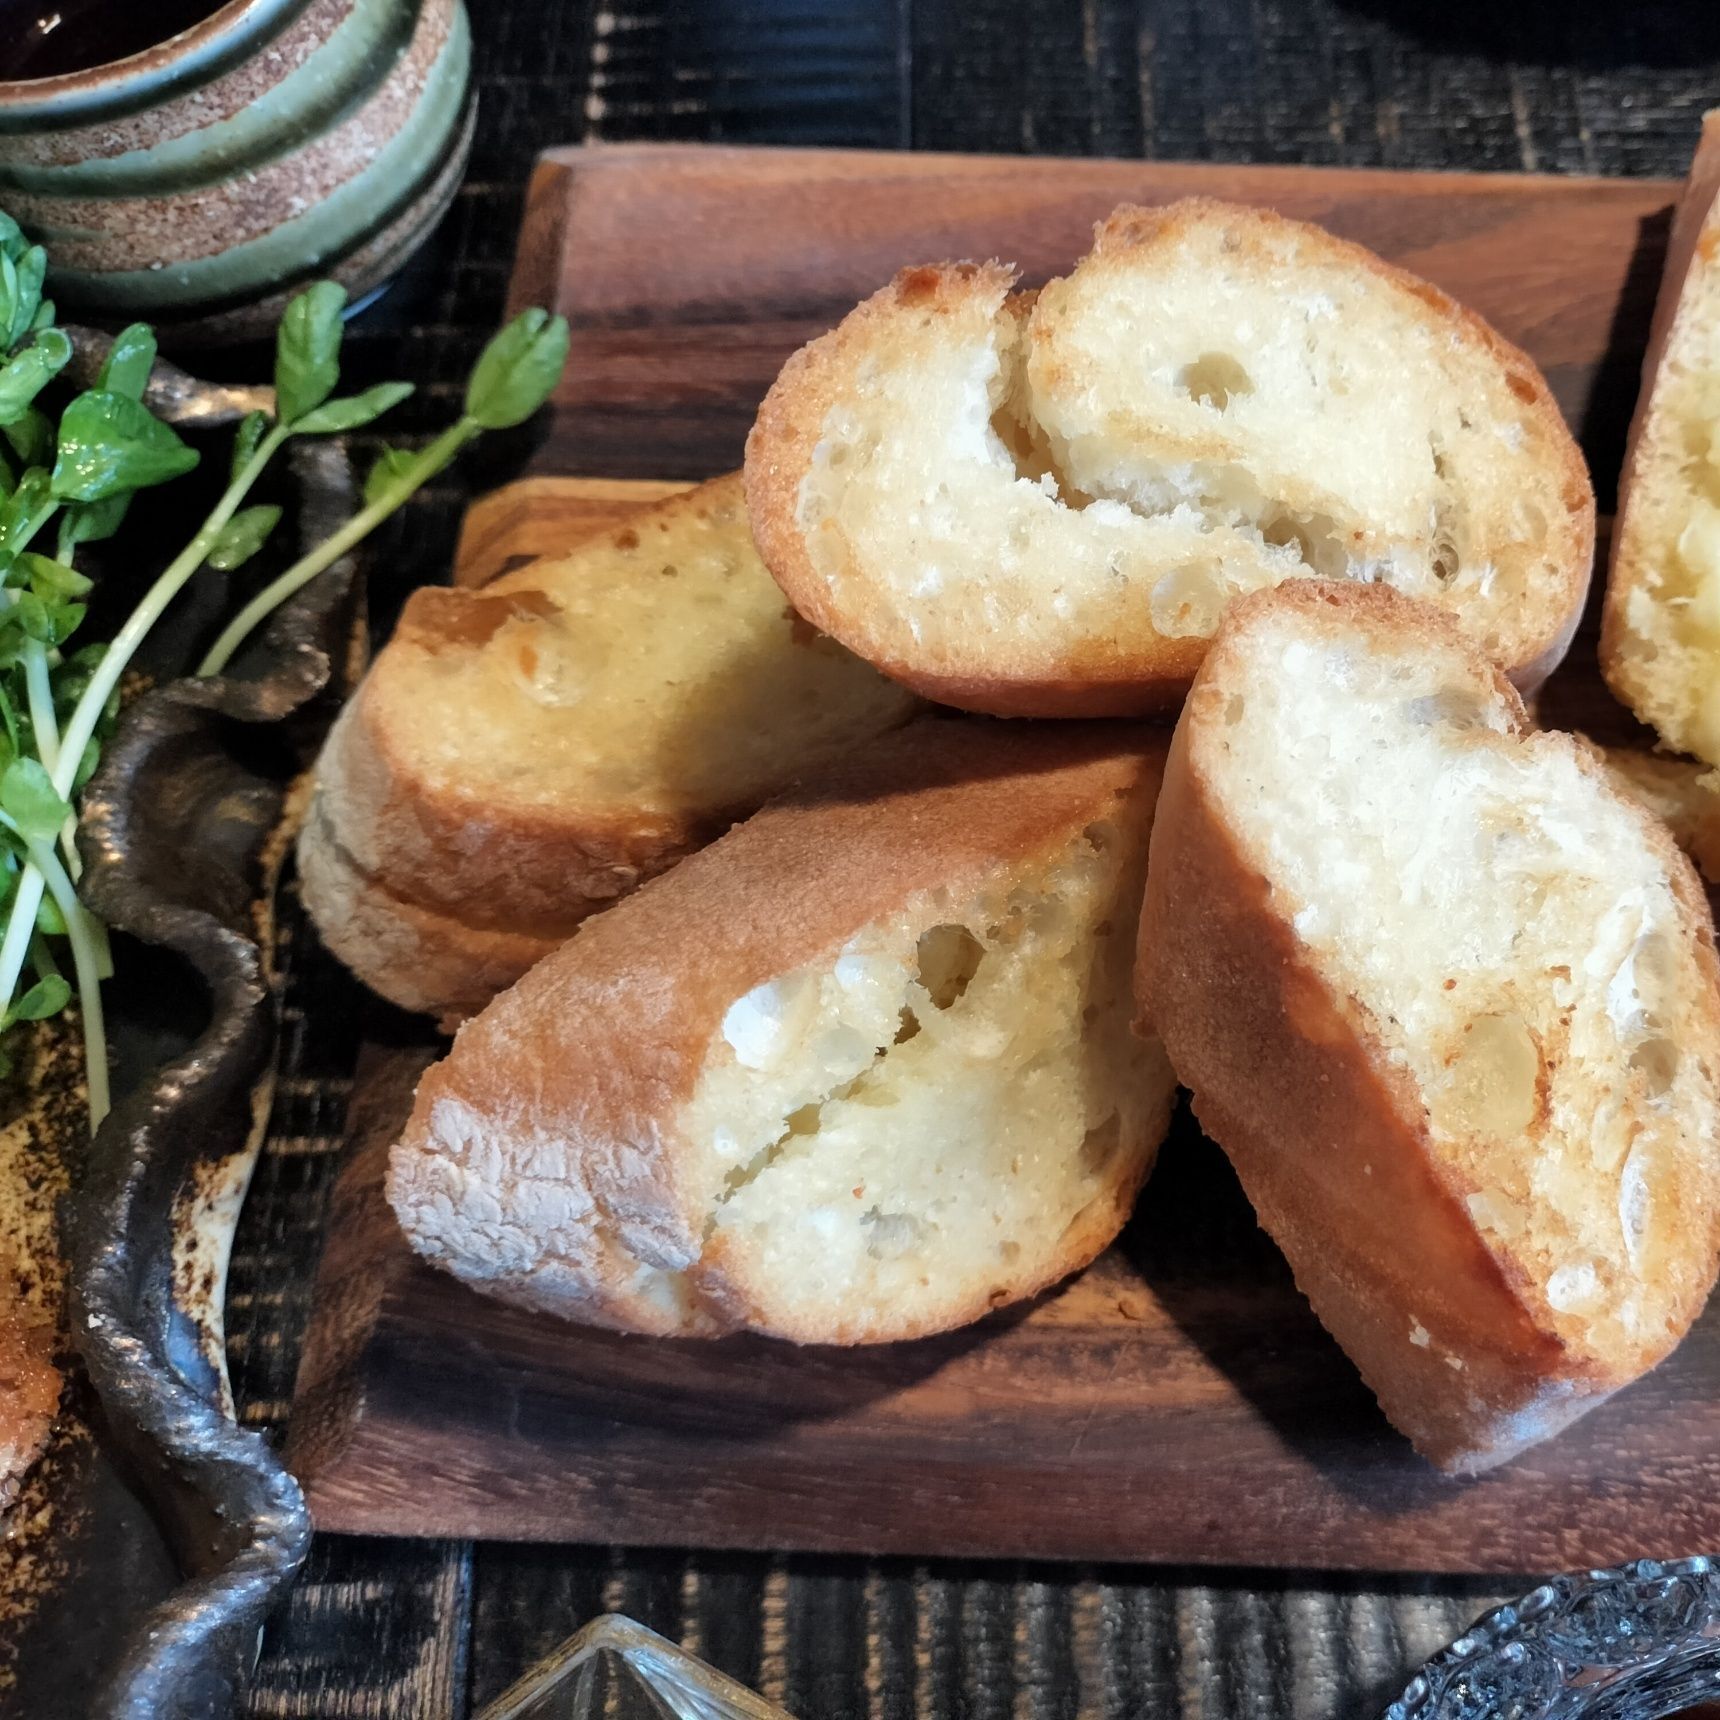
(1137, 581, 1720, 1472)
(1602, 746, 1720, 885)
(388, 720, 1177, 1342)
(299, 474, 920, 1025)
(746, 199, 1593, 718)
(1602, 112, 1720, 765)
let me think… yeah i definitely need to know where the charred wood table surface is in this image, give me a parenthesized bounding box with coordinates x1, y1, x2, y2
(229, 2, 1720, 1714)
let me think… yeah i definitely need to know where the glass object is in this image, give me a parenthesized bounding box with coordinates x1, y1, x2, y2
(476, 1615, 796, 1720)
(1385, 1556, 1720, 1720)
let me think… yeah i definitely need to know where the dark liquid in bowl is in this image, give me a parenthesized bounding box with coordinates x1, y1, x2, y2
(0, 0, 227, 81)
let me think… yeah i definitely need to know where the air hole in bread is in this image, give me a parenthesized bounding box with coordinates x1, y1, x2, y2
(1080, 1113, 1123, 1174)
(916, 923, 985, 1009)
(1175, 350, 1254, 409)
(1402, 686, 1493, 730)
(1433, 1013, 1541, 1141)
(1629, 1037, 1679, 1096)
(1259, 510, 1349, 582)
(1150, 566, 1226, 639)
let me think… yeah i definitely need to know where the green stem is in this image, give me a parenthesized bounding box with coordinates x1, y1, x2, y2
(54, 421, 290, 799)
(197, 419, 479, 677)
(0, 866, 42, 1026)
(0, 423, 290, 1043)
(28, 833, 107, 1131)
(20, 639, 78, 876)
(23, 640, 59, 781)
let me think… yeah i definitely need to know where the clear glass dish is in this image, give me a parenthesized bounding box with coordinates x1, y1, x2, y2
(1386, 1557, 1720, 1720)
(477, 1556, 1720, 1720)
(475, 1613, 795, 1720)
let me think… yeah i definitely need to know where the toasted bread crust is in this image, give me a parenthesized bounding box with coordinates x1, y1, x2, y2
(302, 473, 918, 1023)
(1601, 112, 1720, 749)
(390, 718, 1174, 1342)
(296, 795, 562, 1028)
(1602, 745, 1720, 883)
(1137, 581, 1720, 1471)
(747, 201, 1592, 717)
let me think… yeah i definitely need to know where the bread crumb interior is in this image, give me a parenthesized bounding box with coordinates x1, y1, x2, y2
(796, 227, 1570, 674)
(1615, 321, 1720, 763)
(1209, 605, 1720, 1366)
(398, 490, 915, 814)
(677, 813, 1171, 1333)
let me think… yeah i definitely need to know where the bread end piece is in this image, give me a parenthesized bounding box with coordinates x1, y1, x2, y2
(1603, 111, 1720, 765)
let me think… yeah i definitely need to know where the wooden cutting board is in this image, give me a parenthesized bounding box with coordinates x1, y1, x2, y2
(286, 145, 1720, 1575)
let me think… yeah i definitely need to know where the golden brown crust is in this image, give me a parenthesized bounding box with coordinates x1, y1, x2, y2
(747, 203, 1592, 717)
(296, 794, 563, 1028)
(303, 472, 919, 1021)
(1602, 744, 1720, 883)
(1137, 580, 1720, 1471)
(1601, 112, 1720, 721)
(390, 717, 1172, 1341)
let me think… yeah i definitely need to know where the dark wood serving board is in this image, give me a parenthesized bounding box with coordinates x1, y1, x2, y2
(286, 145, 1720, 1575)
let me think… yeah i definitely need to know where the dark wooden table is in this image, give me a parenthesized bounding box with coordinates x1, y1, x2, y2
(229, 3, 1720, 1714)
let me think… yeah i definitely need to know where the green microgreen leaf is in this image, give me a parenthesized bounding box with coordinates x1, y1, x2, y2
(59, 493, 129, 554)
(96, 323, 156, 401)
(20, 552, 89, 599)
(274, 281, 346, 425)
(463, 308, 570, 430)
(30, 299, 53, 335)
(0, 468, 49, 554)
(205, 504, 281, 572)
(31, 889, 63, 936)
(51, 390, 198, 502)
(230, 409, 268, 481)
(0, 328, 71, 424)
(4, 406, 51, 471)
(70, 736, 99, 793)
(290, 381, 412, 436)
(9, 246, 44, 350)
(7, 971, 67, 1022)
(12, 591, 51, 641)
(363, 444, 419, 508)
(0, 756, 68, 844)
(0, 252, 18, 355)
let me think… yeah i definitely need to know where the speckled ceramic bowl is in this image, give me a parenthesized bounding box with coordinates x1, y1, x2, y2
(0, 0, 473, 337)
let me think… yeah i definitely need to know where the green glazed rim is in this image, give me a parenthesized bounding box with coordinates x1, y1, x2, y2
(0, 0, 316, 129)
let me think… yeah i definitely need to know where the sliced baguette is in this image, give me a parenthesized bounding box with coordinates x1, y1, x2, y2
(299, 473, 919, 1025)
(1602, 111, 1720, 765)
(389, 720, 1177, 1342)
(1137, 581, 1720, 1472)
(1602, 746, 1720, 885)
(746, 199, 1592, 718)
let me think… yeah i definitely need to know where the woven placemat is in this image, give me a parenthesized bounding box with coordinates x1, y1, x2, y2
(230, 2, 1720, 1712)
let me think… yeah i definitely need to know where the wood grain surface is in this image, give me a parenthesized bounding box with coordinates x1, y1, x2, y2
(285, 146, 1719, 1577)
(508, 144, 1677, 501)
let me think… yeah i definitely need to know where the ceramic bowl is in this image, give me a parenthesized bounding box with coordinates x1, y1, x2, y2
(0, 0, 473, 337)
